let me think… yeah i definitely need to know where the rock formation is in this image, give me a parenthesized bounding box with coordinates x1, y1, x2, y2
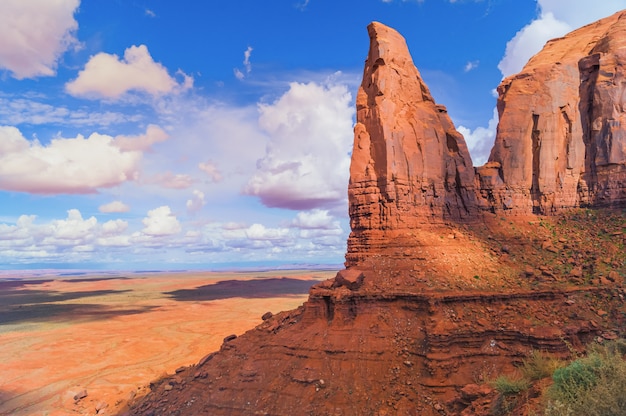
(347, 22, 477, 267)
(126, 12, 626, 416)
(482, 11, 626, 214)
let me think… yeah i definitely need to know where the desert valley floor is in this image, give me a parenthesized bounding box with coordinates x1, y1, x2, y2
(0, 269, 336, 416)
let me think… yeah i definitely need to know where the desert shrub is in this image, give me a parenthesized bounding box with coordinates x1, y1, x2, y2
(521, 350, 562, 381)
(544, 340, 626, 416)
(490, 375, 530, 396)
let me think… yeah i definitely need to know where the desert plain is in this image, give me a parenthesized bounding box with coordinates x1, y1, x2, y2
(0, 269, 336, 416)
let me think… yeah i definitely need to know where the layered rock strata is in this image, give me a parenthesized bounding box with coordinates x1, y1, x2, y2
(484, 11, 626, 214)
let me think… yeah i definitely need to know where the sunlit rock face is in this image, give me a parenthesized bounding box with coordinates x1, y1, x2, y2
(347, 22, 477, 266)
(485, 10, 626, 214)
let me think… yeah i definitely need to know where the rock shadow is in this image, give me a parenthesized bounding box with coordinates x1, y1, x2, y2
(0, 302, 157, 326)
(166, 277, 319, 302)
(61, 276, 130, 283)
(0, 287, 155, 326)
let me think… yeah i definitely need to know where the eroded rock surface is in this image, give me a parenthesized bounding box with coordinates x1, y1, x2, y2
(485, 11, 626, 214)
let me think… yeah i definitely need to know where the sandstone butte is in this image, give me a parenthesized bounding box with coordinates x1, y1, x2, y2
(126, 12, 626, 416)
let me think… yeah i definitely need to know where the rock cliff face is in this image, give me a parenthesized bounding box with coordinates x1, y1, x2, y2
(347, 22, 476, 266)
(484, 11, 626, 214)
(127, 13, 626, 416)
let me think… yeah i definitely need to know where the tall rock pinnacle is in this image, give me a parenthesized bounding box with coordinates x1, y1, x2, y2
(347, 22, 477, 266)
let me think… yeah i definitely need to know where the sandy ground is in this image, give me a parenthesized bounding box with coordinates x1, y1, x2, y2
(0, 269, 336, 416)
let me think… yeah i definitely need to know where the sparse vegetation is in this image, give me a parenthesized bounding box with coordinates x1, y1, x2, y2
(521, 350, 563, 381)
(544, 339, 626, 416)
(489, 340, 626, 415)
(491, 375, 530, 396)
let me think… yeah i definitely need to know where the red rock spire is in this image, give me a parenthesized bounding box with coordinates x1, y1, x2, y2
(347, 22, 477, 266)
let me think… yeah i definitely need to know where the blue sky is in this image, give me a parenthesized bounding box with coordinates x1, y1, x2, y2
(1, 0, 625, 270)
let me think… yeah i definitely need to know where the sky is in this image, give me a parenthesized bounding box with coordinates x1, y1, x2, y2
(0, 0, 625, 270)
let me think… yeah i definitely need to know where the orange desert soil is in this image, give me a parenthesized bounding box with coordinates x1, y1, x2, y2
(0, 270, 335, 416)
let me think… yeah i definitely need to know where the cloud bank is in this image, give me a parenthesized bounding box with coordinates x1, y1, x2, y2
(0, 125, 167, 194)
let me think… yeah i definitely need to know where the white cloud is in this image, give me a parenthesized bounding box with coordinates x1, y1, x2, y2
(464, 60, 479, 72)
(291, 209, 338, 229)
(243, 46, 253, 74)
(0, 125, 148, 194)
(142, 206, 181, 236)
(234, 68, 245, 80)
(498, 2, 626, 77)
(113, 124, 169, 151)
(49, 209, 97, 241)
(244, 78, 354, 210)
(0, 0, 79, 79)
(102, 219, 128, 235)
(245, 223, 290, 241)
(66, 45, 191, 100)
(498, 12, 570, 77)
(233, 46, 254, 80)
(186, 190, 205, 213)
(458, 108, 499, 166)
(99, 201, 130, 213)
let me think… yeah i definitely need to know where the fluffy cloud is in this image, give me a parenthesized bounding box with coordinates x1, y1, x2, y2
(246, 223, 290, 241)
(457, 108, 498, 166)
(0, 0, 79, 79)
(498, 12, 570, 77)
(113, 125, 169, 151)
(0, 125, 150, 194)
(99, 201, 130, 213)
(66, 45, 191, 99)
(50, 209, 97, 241)
(244, 79, 354, 210)
(291, 209, 338, 229)
(498, 1, 626, 77)
(142, 206, 181, 236)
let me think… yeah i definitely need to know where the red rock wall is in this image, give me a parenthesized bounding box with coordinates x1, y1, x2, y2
(486, 11, 626, 213)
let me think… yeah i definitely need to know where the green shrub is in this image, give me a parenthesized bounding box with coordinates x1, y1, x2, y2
(544, 340, 626, 416)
